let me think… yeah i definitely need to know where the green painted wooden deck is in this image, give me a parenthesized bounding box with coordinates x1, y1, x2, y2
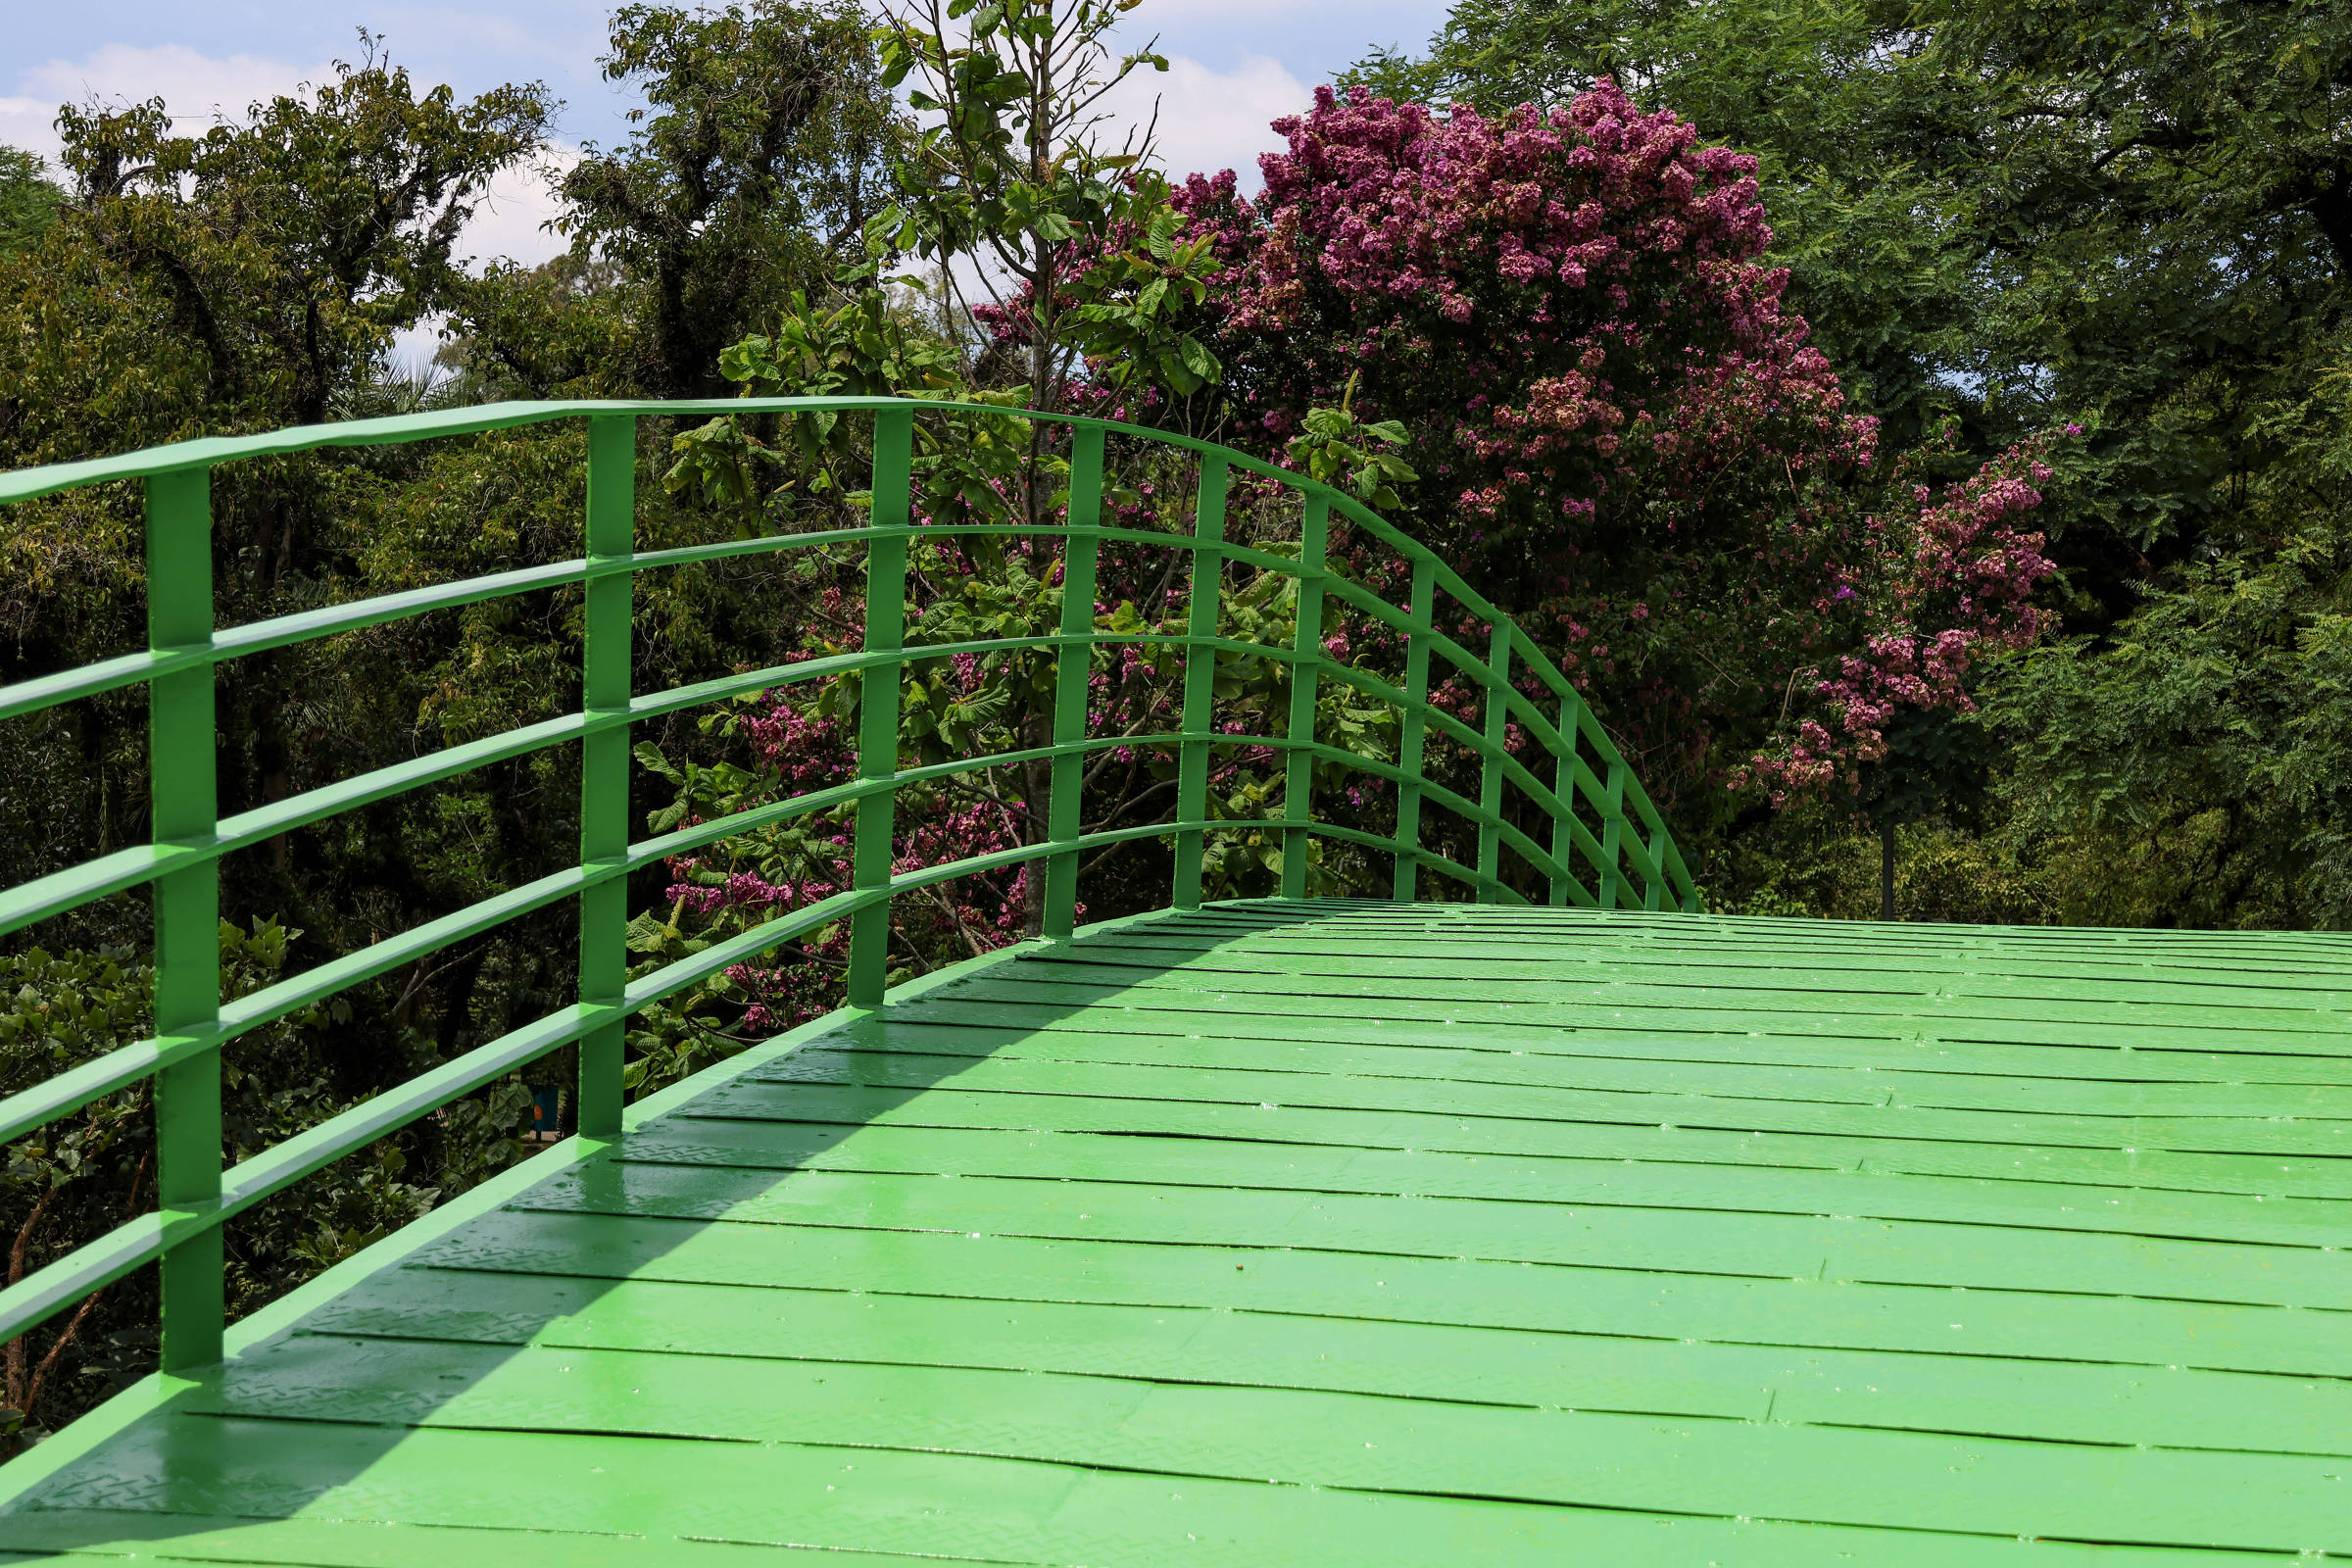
(3, 898, 2350, 1564)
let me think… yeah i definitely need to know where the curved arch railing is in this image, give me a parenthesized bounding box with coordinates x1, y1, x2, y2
(0, 396, 1700, 1374)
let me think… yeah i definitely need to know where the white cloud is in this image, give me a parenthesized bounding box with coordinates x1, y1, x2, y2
(0, 43, 330, 160)
(1101, 53, 1309, 191)
(458, 143, 580, 271)
(389, 145, 581, 373)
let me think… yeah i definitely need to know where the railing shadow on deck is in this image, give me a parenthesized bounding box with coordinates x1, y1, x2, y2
(0, 399, 1700, 1545)
(0, 899, 1389, 1553)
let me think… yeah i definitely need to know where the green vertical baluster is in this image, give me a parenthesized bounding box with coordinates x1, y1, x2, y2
(1474, 622, 1511, 903)
(1674, 844, 1702, 913)
(1280, 496, 1329, 902)
(850, 409, 913, 1006)
(1640, 817, 1665, 910)
(148, 466, 221, 1374)
(1389, 558, 1436, 902)
(1172, 456, 1227, 911)
(575, 416, 635, 1142)
(1043, 427, 1104, 939)
(1547, 688, 1584, 907)
(1597, 759, 1628, 911)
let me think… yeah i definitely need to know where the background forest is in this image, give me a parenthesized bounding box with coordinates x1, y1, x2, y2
(0, 0, 2344, 1441)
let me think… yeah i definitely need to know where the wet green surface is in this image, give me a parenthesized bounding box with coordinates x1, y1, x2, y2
(4, 901, 2351, 1563)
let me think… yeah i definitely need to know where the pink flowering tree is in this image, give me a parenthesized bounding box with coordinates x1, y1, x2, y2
(1141, 82, 2063, 818)
(1735, 434, 2061, 806)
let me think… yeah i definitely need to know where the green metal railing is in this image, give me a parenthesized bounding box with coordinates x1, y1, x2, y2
(0, 397, 1700, 1376)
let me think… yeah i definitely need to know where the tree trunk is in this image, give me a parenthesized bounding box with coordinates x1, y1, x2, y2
(1879, 817, 1897, 922)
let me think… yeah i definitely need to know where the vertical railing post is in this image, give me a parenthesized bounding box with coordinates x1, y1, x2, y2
(850, 409, 913, 1006)
(1044, 427, 1105, 939)
(1390, 557, 1436, 902)
(1475, 622, 1512, 903)
(575, 416, 635, 1142)
(148, 466, 221, 1374)
(1280, 496, 1329, 901)
(1173, 456, 1228, 911)
(1597, 760, 1629, 911)
(1547, 689, 1583, 908)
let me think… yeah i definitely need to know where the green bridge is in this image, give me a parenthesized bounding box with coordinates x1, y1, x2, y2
(0, 401, 2343, 1564)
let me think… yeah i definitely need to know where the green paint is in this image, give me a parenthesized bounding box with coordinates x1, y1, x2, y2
(145, 466, 222, 1374)
(0, 906, 2347, 1562)
(1044, 428, 1104, 939)
(1390, 557, 1435, 903)
(1173, 455, 1228, 911)
(1546, 685, 1584, 906)
(1281, 496, 1328, 901)
(850, 410, 913, 1006)
(0, 400, 1767, 1561)
(577, 416, 636, 1141)
(1475, 620, 1511, 900)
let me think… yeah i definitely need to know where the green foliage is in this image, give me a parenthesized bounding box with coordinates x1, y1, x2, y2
(0, 919, 530, 1446)
(874, 0, 1163, 270)
(874, 0, 1189, 418)
(1062, 195, 1226, 401)
(547, 1, 900, 395)
(1351, 0, 2352, 569)
(1713, 810, 2058, 925)
(1364, 0, 2352, 925)
(1284, 376, 1418, 511)
(31, 50, 550, 435)
(0, 148, 62, 258)
(1993, 506, 2352, 928)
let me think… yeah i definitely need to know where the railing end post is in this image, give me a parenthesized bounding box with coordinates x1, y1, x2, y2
(575, 415, 637, 1141)
(146, 464, 224, 1373)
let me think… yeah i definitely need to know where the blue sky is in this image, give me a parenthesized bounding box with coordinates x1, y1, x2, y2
(2, 1, 1454, 269)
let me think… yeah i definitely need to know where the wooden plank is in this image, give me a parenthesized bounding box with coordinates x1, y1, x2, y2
(413, 1208, 2352, 1379)
(609, 1117, 2352, 1247)
(176, 1336, 2352, 1549)
(3, 1424, 2246, 1567)
(300, 1267, 2352, 1455)
(503, 1159, 2352, 1309)
(672, 1079, 2352, 1200)
(723, 1051, 2352, 1161)
(846, 1004, 2352, 1086)
(821, 1019, 2352, 1115)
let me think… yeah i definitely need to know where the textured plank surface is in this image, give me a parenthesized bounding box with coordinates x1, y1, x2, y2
(5, 900, 2352, 1563)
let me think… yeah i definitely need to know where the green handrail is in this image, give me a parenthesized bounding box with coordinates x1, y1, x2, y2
(0, 395, 1702, 1375)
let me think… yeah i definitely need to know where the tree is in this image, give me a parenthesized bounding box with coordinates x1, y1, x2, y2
(874, 0, 1189, 441)
(1353, 0, 2352, 925)
(543, 0, 900, 397)
(1348, 0, 1990, 457)
(0, 149, 63, 258)
(1150, 82, 2058, 831)
(1990, 370, 2352, 929)
(1733, 433, 2062, 917)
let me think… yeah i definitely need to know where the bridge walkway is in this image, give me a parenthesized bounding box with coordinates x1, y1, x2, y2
(0, 900, 2346, 1564)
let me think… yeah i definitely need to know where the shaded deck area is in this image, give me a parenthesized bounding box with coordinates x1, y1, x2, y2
(2, 899, 2350, 1563)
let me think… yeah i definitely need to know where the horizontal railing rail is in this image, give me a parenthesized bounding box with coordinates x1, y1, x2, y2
(0, 396, 1701, 1368)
